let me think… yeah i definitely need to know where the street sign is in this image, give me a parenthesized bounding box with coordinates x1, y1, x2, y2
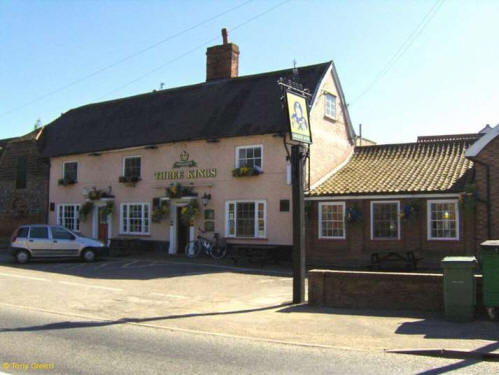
(286, 91, 312, 144)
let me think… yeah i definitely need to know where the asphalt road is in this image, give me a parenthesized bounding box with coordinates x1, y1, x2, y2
(0, 304, 494, 375)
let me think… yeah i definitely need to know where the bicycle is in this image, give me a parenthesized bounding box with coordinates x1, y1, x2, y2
(185, 231, 227, 260)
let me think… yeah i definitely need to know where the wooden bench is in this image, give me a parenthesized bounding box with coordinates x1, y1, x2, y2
(370, 250, 422, 270)
(228, 244, 289, 266)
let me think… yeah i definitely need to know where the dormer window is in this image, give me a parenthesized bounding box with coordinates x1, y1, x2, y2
(324, 93, 336, 119)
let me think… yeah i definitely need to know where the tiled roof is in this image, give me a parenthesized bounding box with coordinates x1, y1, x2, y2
(309, 139, 475, 196)
(41, 62, 341, 157)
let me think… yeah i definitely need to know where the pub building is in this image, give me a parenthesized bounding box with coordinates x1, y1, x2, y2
(42, 29, 355, 255)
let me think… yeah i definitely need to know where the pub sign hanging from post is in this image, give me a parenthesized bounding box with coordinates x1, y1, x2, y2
(286, 91, 312, 144)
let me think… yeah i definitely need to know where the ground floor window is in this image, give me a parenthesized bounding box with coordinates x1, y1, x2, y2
(371, 201, 400, 239)
(225, 200, 266, 238)
(319, 202, 345, 239)
(427, 200, 459, 240)
(121, 203, 150, 235)
(57, 204, 80, 231)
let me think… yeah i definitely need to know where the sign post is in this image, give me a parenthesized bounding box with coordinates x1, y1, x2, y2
(291, 144, 306, 303)
(279, 77, 311, 304)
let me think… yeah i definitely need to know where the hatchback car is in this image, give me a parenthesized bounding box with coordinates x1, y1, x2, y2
(9, 225, 108, 264)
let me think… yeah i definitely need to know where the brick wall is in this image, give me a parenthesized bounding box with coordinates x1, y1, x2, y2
(308, 269, 484, 312)
(306, 197, 476, 269)
(472, 136, 499, 244)
(0, 140, 49, 236)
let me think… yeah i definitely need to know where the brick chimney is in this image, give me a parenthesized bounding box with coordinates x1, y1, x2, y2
(206, 28, 240, 81)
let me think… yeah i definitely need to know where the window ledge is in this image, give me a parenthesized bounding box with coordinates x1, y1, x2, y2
(324, 114, 337, 122)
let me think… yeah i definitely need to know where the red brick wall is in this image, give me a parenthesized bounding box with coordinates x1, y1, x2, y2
(472, 136, 499, 245)
(308, 269, 484, 312)
(306, 197, 476, 269)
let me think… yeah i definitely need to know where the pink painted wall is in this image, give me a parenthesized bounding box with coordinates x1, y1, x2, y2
(308, 66, 354, 187)
(49, 135, 294, 245)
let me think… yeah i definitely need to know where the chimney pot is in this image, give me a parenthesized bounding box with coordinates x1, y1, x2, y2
(222, 28, 228, 44)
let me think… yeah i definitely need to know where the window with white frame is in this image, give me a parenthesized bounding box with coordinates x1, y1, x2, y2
(226, 201, 266, 238)
(324, 93, 336, 119)
(123, 156, 141, 178)
(427, 200, 459, 240)
(235, 145, 262, 170)
(57, 204, 80, 231)
(371, 201, 400, 239)
(121, 203, 150, 235)
(319, 202, 345, 239)
(63, 162, 78, 182)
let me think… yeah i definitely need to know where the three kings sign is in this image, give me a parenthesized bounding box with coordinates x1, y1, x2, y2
(286, 91, 312, 144)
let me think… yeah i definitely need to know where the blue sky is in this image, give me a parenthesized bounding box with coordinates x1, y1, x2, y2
(1, 0, 498, 144)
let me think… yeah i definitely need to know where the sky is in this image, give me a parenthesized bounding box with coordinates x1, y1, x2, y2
(1, 0, 498, 144)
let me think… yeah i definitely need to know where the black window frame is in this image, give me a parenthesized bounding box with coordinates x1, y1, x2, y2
(124, 157, 142, 179)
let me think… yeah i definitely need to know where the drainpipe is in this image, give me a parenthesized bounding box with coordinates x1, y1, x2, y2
(473, 159, 492, 239)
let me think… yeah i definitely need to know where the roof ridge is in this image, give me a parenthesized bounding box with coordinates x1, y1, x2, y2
(63, 61, 332, 114)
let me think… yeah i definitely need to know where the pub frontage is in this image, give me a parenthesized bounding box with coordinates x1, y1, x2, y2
(42, 30, 355, 255)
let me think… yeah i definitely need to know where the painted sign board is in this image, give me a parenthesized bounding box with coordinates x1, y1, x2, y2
(154, 151, 217, 180)
(286, 91, 312, 144)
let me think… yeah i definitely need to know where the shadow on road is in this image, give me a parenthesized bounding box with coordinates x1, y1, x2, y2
(405, 342, 499, 374)
(0, 302, 291, 333)
(0, 251, 291, 281)
(395, 318, 499, 341)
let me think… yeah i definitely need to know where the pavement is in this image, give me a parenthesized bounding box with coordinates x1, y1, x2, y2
(0, 247, 497, 363)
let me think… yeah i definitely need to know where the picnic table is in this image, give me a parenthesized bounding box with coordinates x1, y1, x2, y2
(228, 244, 289, 266)
(370, 250, 422, 270)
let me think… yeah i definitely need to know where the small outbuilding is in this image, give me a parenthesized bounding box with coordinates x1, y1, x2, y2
(306, 126, 498, 269)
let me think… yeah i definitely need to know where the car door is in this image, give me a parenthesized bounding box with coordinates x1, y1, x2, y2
(27, 226, 52, 257)
(50, 226, 80, 257)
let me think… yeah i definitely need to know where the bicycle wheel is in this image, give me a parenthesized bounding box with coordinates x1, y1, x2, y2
(185, 241, 202, 258)
(210, 245, 227, 260)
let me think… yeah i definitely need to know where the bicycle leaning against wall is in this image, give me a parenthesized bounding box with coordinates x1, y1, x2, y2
(185, 230, 227, 260)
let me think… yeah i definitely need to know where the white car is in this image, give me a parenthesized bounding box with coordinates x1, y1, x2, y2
(9, 225, 108, 264)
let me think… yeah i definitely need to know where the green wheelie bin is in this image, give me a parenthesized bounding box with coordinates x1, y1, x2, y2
(479, 240, 499, 320)
(441, 256, 477, 322)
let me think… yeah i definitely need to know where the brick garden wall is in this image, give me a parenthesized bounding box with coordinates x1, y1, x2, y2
(305, 198, 476, 269)
(0, 140, 49, 236)
(308, 269, 484, 312)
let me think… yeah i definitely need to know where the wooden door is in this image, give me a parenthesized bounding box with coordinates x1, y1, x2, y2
(98, 207, 108, 243)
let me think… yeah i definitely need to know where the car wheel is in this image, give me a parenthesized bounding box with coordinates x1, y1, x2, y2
(82, 248, 96, 262)
(16, 250, 30, 264)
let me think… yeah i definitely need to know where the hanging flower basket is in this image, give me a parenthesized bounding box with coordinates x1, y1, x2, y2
(152, 201, 170, 223)
(86, 188, 113, 201)
(180, 200, 200, 226)
(232, 165, 262, 177)
(166, 183, 196, 199)
(346, 205, 362, 224)
(400, 200, 421, 222)
(58, 177, 77, 186)
(99, 201, 114, 219)
(79, 201, 94, 222)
